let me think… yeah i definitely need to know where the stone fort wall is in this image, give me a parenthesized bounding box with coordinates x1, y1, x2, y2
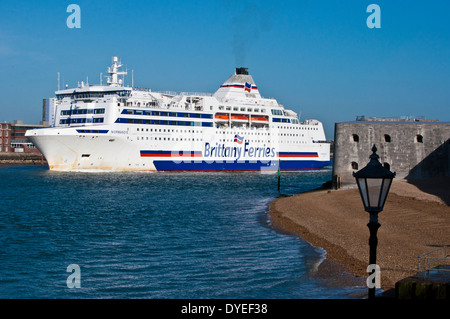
(332, 119, 450, 187)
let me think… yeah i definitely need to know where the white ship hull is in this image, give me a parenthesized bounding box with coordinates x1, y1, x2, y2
(27, 125, 330, 172)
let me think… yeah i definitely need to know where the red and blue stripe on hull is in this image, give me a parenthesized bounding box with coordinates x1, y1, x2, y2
(140, 150, 330, 171)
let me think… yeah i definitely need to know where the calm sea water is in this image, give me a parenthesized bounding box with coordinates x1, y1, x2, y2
(0, 165, 364, 299)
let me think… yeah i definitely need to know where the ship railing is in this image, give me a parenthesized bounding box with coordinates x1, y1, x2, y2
(300, 120, 319, 125)
(132, 87, 152, 92)
(181, 92, 214, 97)
(154, 90, 213, 97)
(417, 246, 450, 279)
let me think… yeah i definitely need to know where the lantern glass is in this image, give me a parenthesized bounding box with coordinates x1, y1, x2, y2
(379, 177, 393, 210)
(367, 178, 383, 208)
(356, 177, 393, 212)
(356, 177, 369, 208)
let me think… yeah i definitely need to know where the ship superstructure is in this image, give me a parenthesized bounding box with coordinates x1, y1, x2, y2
(26, 57, 330, 171)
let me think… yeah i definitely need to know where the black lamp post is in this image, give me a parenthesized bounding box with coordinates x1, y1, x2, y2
(353, 144, 395, 299)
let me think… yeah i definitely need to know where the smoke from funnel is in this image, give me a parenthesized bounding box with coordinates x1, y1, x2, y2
(230, 2, 272, 66)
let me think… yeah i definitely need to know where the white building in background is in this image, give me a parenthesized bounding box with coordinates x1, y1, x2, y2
(43, 98, 56, 127)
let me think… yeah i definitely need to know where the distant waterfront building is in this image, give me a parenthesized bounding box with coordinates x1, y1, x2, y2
(0, 122, 12, 152)
(0, 120, 48, 154)
(43, 98, 56, 126)
(332, 116, 450, 187)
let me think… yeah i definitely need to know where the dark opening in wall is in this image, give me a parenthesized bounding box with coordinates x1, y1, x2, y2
(383, 162, 390, 170)
(351, 162, 358, 170)
(352, 134, 359, 142)
(384, 134, 391, 143)
(416, 134, 423, 143)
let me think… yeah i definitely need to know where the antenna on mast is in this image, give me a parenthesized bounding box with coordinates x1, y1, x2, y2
(57, 72, 60, 90)
(107, 56, 127, 86)
(132, 69, 134, 88)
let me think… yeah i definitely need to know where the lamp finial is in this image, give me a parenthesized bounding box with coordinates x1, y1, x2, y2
(369, 144, 379, 162)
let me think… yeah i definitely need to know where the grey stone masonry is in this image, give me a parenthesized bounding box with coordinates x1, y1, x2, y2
(332, 120, 450, 187)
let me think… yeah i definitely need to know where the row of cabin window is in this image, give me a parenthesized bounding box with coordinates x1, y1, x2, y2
(218, 106, 267, 113)
(60, 118, 104, 124)
(136, 136, 203, 142)
(56, 91, 130, 100)
(137, 128, 272, 135)
(123, 109, 213, 118)
(61, 108, 105, 115)
(352, 134, 424, 143)
(271, 118, 302, 125)
(137, 128, 203, 134)
(115, 118, 213, 127)
(216, 139, 309, 144)
(276, 126, 319, 130)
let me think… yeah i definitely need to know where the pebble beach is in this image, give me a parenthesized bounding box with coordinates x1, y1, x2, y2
(268, 177, 450, 294)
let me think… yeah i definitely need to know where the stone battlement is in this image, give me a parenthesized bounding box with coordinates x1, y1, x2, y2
(332, 120, 450, 187)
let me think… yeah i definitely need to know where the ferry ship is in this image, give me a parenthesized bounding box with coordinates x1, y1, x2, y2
(26, 57, 330, 171)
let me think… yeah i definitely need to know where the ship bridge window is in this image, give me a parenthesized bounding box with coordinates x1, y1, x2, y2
(272, 118, 290, 123)
(271, 109, 283, 116)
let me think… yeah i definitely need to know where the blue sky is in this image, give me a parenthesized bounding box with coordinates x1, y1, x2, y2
(0, 0, 448, 139)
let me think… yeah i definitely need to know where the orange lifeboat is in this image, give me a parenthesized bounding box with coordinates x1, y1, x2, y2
(215, 113, 229, 120)
(250, 115, 268, 122)
(230, 114, 249, 121)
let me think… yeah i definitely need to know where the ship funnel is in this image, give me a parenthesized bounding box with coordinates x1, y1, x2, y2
(235, 67, 248, 75)
(214, 67, 260, 99)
